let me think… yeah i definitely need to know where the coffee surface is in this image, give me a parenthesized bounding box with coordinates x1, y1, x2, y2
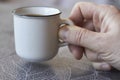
(21, 14, 44, 17)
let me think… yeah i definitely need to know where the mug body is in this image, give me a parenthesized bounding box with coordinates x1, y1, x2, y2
(13, 7, 61, 62)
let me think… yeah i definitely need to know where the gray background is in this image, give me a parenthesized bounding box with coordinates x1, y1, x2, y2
(0, 0, 120, 80)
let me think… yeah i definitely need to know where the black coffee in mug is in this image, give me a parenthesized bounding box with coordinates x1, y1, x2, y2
(21, 14, 46, 17)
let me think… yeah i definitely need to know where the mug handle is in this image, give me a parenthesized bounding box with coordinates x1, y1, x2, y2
(58, 19, 74, 47)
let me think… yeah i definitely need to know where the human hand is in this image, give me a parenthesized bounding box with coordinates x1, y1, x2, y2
(59, 2, 120, 71)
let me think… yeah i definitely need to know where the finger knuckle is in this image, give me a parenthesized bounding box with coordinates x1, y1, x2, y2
(109, 5, 119, 13)
(109, 5, 117, 10)
(99, 4, 119, 13)
(87, 55, 95, 61)
(87, 53, 103, 62)
(68, 28, 80, 45)
(75, 28, 88, 45)
(75, 2, 96, 7)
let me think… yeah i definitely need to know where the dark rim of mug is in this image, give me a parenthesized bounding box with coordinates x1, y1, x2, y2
(12, 6, 62, 18)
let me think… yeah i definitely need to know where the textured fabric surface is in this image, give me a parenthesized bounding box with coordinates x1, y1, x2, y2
(0, 0, 120, 80)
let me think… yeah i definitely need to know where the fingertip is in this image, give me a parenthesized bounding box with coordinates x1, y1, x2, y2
(68, 44, 84, 60)
(72, 49, 83, 60)
(92, 62, 112, 71)
(101, 63, 112, 71)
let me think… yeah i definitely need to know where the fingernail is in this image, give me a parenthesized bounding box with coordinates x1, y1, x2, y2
(101, 64, 111, 71)
(59, 26, 68, 41)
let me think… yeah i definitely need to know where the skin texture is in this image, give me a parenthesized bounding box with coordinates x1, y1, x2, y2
(59, 2, 120, 71)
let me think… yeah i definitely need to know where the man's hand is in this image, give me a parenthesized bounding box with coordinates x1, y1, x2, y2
(59, 2, 120, 71)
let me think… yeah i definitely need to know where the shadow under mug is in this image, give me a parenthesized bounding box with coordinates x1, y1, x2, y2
(12, 7, 73, 62)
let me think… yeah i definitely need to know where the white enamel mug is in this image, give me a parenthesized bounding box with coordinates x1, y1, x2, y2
(12, 7, 72, 62)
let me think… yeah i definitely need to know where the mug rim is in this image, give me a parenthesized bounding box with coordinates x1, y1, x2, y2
(12, 6, 62, 18)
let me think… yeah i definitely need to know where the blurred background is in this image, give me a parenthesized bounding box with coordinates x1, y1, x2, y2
(0, 0, 120, 18)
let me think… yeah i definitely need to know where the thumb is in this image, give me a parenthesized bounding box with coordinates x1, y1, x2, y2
(59, 25, 106, 52)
